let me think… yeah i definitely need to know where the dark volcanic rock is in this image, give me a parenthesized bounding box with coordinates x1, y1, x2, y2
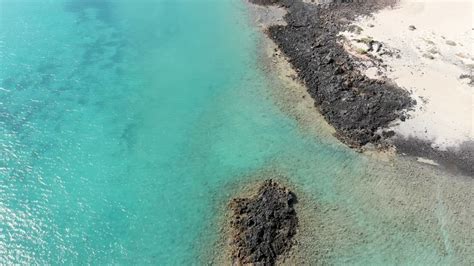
(249, 0, 280, 5)
(263, 0, 415, 147)
(249, 0, 295, 7)
(249, 0, 294, 7)
(229, 180, 298, 265)
(250, 0, 279, 5)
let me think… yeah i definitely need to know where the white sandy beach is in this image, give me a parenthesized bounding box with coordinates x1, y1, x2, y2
(341, 0, 473, 150)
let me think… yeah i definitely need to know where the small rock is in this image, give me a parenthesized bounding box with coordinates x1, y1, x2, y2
(446, 40, 457, 46)
(459, 74, 474, 86)
(348, 24, 363, 34)
(334, 66, 344, 75)
(371, 41, 382, 53)
(382, 130, 396, 138)
(423, 39, 435, 45)
(355, 47, 367, 54)
(422, 53, 435, 60)
(427, 47, 439, 54)
(408, 25, 416, 31)
(324, 54, 334, 64)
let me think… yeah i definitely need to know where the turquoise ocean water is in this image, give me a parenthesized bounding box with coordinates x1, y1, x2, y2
(1, 0, 472, 264)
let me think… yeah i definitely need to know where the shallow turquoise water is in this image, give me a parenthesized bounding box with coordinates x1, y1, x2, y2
(1, 0, 472, 264)
(0, 0, 310, 263)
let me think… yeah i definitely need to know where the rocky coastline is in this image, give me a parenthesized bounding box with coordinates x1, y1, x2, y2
(249, 0, 473, 176)
(253, 0, 415, 148)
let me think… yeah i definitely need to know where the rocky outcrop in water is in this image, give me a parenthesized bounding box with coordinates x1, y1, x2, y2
(229, 180, 298, 265)
(258, 0, 415, 147)
(249, 0, 281, 5)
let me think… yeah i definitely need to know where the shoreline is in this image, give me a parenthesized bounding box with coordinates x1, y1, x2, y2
(266, 0, 415, 149)
(339, 0, 473, 149)
(339, 0, 473, 176)
(255, 12, 340, 143)
(249, 5, 400, 163)
(247, 0, 473, 177)
(200, 2, 474, 264)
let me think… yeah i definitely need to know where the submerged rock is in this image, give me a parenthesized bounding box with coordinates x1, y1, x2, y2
(229, 180, 298, 265)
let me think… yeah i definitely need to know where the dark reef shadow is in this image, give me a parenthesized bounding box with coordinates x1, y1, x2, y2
(64, 0, 114, 24)
(394, 137, 474, 178)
